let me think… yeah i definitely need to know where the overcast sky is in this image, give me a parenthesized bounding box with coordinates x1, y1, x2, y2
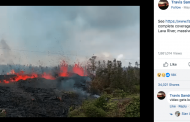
(0, 6, 139, 67)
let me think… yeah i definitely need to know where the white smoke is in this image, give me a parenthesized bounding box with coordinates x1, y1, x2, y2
(58, 77, 92, 99)
(116, 54, 123, 60)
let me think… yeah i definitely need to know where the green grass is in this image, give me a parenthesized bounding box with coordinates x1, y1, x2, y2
(68, 92, 140, 117)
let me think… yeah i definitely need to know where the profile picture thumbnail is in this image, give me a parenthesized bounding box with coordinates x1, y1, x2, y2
(158, 0, 169, 10)
(157, 91, 166, 100)
(175, 111, 180, 117)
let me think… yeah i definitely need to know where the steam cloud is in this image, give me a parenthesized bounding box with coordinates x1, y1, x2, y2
(0, 39, 15, 64)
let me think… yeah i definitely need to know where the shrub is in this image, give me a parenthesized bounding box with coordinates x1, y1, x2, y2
(112, 89, 127, 98)
(93, 94, 108, 111)
(135, 85, 140, 93)
(68, 106, 87, 117)
(105, 100, 118, 111)
(69, 105, 75, 112)
(83, 103, 106, 117)
(103, 87, 114, 94)
(124, 96, 140, 117)
(68, 109, 79, 117)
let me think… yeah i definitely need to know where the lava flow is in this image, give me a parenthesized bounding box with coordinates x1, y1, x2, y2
(1, 60, 88, 84)
(2, 70, 38, 83)
(41, 72, 55, 80)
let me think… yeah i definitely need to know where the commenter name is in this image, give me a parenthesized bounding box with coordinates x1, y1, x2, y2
(184, 0, 190, 4)
(170, 94, 190, 97)
(181, 94, 190, 97)
(172, 0, 190, 4)
(170, 94, 180, 97)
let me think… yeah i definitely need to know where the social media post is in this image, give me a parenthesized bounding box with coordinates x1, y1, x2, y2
(155, 16, 190, 60)
(155, 0, 190, 61)
(154, 89, 190, 120)
(154, 0, 190, 121)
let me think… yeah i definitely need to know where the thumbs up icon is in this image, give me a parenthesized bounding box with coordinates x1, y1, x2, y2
(163, 62, 168, 67)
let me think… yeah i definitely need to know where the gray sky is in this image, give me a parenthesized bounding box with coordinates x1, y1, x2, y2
(0, 6, 139, 67)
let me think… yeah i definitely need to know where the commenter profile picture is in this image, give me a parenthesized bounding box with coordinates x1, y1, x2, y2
(175, 111, 180, 117)
(158, 0, 169, 10)
(157, 91, 166, 100)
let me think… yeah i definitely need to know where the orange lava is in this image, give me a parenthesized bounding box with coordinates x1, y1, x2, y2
(59, 61, 87, 76)
(59, 60, 69, 77)
(41, 72, 55, 80)
(73, 63, 86, 76)
(1, 60, 88, 83)
(10, 71, 38, 82)
(3, 80, 9, 84)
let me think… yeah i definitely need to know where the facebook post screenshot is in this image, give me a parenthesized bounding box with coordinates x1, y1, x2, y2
(0, 6, 140, 117)
(155, 0, 190, 121)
